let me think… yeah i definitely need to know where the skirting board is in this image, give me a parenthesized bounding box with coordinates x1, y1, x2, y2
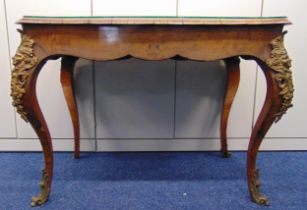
(0, 138, 306, 151)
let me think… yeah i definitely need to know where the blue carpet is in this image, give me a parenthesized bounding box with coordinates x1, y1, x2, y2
(0, 152, 306, 210)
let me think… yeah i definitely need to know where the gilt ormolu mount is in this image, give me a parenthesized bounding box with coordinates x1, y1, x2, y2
(11, 29, 38, 122)
(265, 32, 294, 122)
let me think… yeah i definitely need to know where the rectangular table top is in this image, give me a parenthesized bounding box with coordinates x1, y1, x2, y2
(18, 16, 291, 25)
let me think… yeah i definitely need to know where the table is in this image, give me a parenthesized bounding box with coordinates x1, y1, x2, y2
(10, 16, 294, 207)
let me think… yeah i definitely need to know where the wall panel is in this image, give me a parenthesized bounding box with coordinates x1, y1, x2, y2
(95, 59, 175, 138)
(0, 0, 16, 138)
(92, 0, 176, 16)
(178, 0, 262, 17)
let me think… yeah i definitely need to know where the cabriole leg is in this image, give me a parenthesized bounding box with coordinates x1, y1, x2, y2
(246, 33, 294, 205)
(220, 57, 240, 157)
(60, 56, 80, 159)
(10, 31, 53, 207)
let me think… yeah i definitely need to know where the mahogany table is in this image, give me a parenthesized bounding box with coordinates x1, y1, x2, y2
(10, 16, 294, 207)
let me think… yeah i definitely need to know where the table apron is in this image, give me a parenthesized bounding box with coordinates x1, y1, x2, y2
(23, 24, 284, 62)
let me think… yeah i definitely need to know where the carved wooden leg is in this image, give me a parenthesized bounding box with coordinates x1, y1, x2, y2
(220, 57, 240, 157)
(10, 31, 53, 206)
(60, 56, 80, 159)
(246, 34, 293, 205)
(247, 62, 280, 205)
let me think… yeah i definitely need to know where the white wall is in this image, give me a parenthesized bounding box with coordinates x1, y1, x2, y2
(0, 0, 306, 151)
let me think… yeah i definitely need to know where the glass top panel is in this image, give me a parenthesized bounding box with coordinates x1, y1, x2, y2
(24, 15, 287, 19)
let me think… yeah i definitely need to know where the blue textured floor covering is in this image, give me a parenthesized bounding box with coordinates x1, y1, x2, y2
(0, 152, 306, 210)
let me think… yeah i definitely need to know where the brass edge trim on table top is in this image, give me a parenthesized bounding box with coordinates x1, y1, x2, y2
(17, 16, 291, 25)
(265, 31, 294, 122)
(10, 29, 38, 122)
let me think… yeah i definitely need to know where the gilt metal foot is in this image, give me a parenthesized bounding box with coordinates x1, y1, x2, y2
(31, 169, 50, 207)
(250, 169, 269, 206)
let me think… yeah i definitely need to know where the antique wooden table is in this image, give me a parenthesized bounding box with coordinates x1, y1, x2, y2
(11, 16, 293, 206)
